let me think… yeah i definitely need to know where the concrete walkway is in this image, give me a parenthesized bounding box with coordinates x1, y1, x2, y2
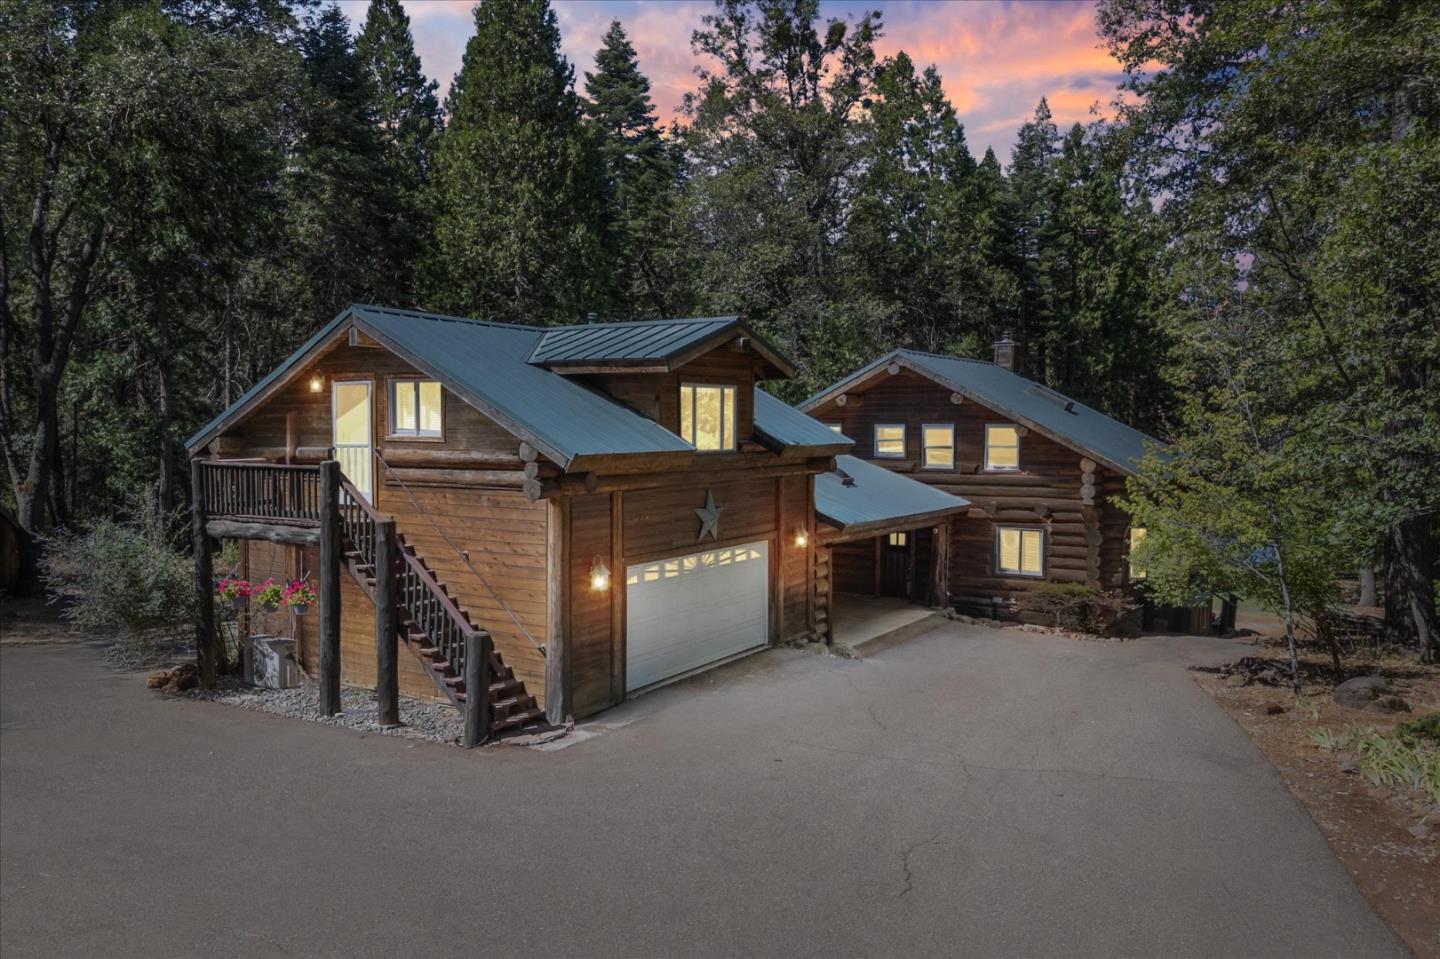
(0, 625, 1407, 958)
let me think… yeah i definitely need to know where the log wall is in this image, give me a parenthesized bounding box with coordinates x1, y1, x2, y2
(581, 347, 759, 445)
(810, 368, 1135, 622)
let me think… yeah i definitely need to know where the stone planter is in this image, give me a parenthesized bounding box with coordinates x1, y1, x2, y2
(242, 635, 300, 689)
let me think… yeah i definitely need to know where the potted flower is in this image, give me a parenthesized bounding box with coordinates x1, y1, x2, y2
(216, 577, 251, 610)
(249, 578, 283, 614)
(283, 579, 317, 616)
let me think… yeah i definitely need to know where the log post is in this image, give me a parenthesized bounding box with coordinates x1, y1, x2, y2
(544, 496, 568, 725)
(191, 459, 220, 688)
(319, 460, 342, 716)
(931, 522, 951, 608)
(374, 518, 399, 727)
(463, 630, 493, 747)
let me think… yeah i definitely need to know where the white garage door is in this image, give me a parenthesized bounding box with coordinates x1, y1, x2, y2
(626, 541, 769, 692)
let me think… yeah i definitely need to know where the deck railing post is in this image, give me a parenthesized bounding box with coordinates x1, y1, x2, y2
(374, 518, 400, 727)
(319, 460, 342, 715)
(191, 459, 219, 688)
(463, 630, 492, 747)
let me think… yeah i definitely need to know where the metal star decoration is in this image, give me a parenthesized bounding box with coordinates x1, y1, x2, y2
(694, 488, 722, 543)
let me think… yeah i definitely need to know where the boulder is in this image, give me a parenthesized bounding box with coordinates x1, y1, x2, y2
(1332, 675, 1390, 710)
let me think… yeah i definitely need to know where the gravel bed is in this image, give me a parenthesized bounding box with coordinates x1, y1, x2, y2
(186, 677, 466, 745)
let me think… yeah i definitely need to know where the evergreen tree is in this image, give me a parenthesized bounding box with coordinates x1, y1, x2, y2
(356, 0, 442, 191)
(424, 0, 608, 323)
(274, 4, 409, 315)
(682, 0, 884, 393)
(1101, 0, 1440, 658)
(583, 20, 686, 319)
(1006, 98, 1061, 379)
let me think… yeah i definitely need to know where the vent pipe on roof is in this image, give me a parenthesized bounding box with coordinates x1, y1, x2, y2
(586, 311, 599, 324)
(993, 333, 1017, 371)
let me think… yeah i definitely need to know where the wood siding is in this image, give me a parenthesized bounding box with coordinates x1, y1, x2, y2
(242, 541, 445, 702)
(580, 347, 759, 445)
(811, 368, 1133, 622)
(562, 467, 816, 718)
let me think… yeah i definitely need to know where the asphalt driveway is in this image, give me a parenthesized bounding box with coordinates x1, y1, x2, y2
(0, 622, 1407, 958)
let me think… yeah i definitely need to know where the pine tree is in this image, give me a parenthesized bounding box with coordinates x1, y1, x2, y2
(583, 20, 684, 319)
(288, 3, 407, 311)
(1006, 98, 1061, 382)
(424, 0, 608, 323)
(356, 0, 442, 191)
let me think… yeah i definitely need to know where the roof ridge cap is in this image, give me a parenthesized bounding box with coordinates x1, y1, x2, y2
(901, 348, 992, 365)
(546, 315, 738, 333)
(352, 304, 546, 332)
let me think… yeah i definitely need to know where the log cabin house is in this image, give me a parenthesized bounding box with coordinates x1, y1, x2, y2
(185, 305, 968, 741)
(801, 339, 1166, 628)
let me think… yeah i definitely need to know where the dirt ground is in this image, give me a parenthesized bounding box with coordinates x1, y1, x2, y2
(1194, 634, 1440, 959)
(0, 595, 80, 645)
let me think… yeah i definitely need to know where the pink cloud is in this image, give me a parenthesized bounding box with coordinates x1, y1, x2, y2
(337, 0, 1128, 161)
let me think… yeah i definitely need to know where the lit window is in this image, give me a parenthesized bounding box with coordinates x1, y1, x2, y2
(997, 527, 1044, 576)
(826, 423, 844, 433)
(679, 383, 737, 451)
(1129, 527, 1148, 580)
(922, 424, 955, 469)
(887, 531, 908, 547)
(390, 380, 443, 438)
(875, 424, 905, 458)
(985, 424, 1020, 471)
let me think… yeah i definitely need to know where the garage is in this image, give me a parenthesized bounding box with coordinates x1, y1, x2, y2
(625, 540, 769, 692)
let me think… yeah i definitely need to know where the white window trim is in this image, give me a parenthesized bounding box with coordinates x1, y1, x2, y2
(995, 526, 1045, 578)
(984, 423, 1021, 472)
(874, 423, 906, 458)
(921, 423, 955, 470)
(679, 382, 737, 452)
(387, 379, 443, 439)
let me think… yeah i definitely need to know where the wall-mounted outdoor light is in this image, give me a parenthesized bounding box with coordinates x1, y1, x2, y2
(308, 373, 324, 394)
(590, 557, 611, 592)
(794, 526, 809, 548)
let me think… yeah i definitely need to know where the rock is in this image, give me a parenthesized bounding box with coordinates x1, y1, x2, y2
(1408, 823, 1431, 841)
(1264, 702, 1287, 715)
(1339, 756, 1361, 774)
(1333, 675, 1390, 710)
(1369, 695, 1411, 714)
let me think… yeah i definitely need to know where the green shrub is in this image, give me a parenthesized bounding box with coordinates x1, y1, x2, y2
(41, 506, 195, 666)
(1022, 582, 1136, 636)
(1397, 713, 1440, 747)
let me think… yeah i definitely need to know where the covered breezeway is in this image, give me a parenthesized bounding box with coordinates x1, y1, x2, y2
(812, 455, 970, 647)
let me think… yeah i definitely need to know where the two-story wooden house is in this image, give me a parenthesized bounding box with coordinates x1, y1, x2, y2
(186, 305, 968, 740)
(801, 339, 1159, 626)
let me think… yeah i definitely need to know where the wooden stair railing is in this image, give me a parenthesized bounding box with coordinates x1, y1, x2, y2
(337, 478, 544, 738)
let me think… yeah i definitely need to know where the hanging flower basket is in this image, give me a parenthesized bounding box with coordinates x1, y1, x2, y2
(249, 578, 283, 615)
(216, 577, 251, 611)
(283, 579, 318, 616)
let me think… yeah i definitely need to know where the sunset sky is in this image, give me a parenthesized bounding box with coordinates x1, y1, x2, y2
(335, 0, 1126, 162)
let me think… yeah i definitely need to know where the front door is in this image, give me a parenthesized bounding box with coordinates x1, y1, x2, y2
(332, 380, 373, 501)
(879, 531, 911, 598)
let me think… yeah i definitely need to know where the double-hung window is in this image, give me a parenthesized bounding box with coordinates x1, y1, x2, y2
(679, 383, 736, 451)
(874, 424, 906, 458)
(389, 380, 443, 438)
(921, 424, 955, 470)
(1128, 527, 1148, 580)
(996, 527, 1044, 577)
(984, 424, 1021, 471)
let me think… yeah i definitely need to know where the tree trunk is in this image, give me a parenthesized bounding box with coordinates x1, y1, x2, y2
(1357, 564, 1377, 608)
(1389, 513, 1439, 663)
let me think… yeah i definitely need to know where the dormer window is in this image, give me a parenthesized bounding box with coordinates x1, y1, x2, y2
(984, 424, 1020, 471)
(680, 383, 736, 451)
(389, 379, 443, 438)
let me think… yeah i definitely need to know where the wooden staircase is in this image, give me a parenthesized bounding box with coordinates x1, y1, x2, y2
(337, 481, 546, 737)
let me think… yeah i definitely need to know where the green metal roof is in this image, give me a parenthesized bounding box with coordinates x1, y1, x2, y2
(803, 349, 1159, 475)
(527, 315, 795, 376)
(752, 389, 851, 451)
(186, 305, 848, 468)
(816, 455, 970, 533)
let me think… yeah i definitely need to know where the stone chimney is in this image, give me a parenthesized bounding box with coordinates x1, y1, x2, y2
(993, 333, 1017, 371)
